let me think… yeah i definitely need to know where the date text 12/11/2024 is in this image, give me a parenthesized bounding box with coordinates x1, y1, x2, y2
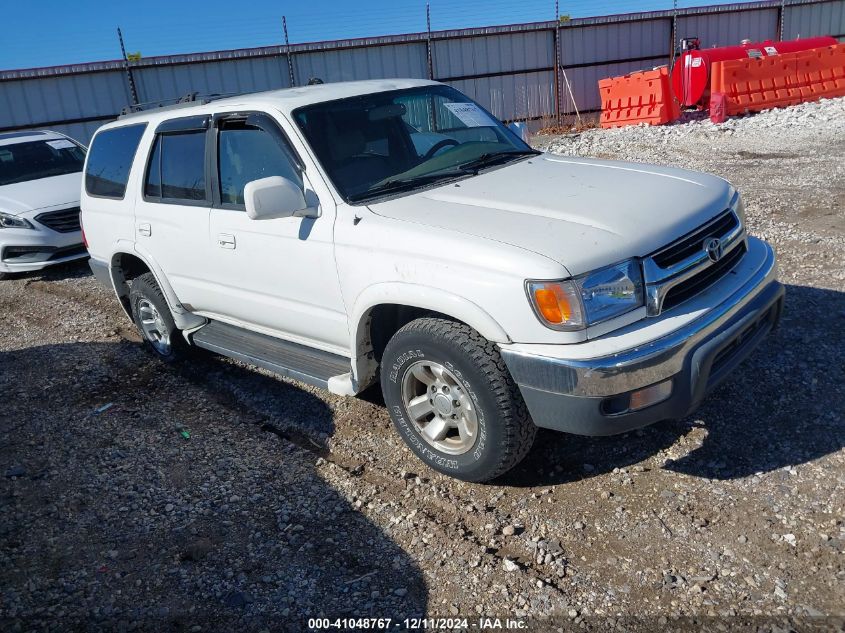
(307, 617, 527, 630)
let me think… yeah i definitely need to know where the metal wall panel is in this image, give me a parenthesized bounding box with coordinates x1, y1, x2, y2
(0, 70, 130, 130)
(432, 31, 554, 79)
(560, 19, 671, 66)
(48, 120, 109, 145)
(676, 8, 779, 48)
(295, 43, 427, 84)
(2, 0, 843, 142)
(562, 58, 669, 113)
(134, 56, 291, 104)
(447, 70, 555, 121)
(784, 1, 845, 37)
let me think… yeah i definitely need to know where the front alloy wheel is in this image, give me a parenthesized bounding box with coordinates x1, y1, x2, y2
(401, 360, 479, 455)
(381, 317, 536, 482)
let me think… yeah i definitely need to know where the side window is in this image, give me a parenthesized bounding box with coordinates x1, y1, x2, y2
(143, 131, 207, 202)
(143, 137, 162, 198)
(85, 123, 146, 198)
(217, 122, 301, 206)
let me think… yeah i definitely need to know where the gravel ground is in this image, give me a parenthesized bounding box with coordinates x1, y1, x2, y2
(1, 98, 844, 632)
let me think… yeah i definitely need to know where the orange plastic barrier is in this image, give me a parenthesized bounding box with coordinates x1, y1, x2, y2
(599, 67, 680, 128)
(709, 43, 845, 119)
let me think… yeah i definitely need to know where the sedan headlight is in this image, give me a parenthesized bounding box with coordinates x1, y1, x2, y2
(527, 260, 644, 331)
(0, 211, 34, 230)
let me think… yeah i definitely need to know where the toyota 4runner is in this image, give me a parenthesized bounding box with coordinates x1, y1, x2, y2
(81, 79, 784, 482)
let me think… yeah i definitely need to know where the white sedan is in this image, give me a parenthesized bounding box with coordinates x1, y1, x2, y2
(0, 130, 87, 279)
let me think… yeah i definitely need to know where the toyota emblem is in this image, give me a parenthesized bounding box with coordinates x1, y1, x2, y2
(704, 237, 723, 262)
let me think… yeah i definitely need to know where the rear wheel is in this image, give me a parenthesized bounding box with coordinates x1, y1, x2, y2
(129, 273, 188, 362)
(380, 317, 536, 482)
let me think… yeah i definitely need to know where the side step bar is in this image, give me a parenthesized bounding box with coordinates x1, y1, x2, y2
(191, 320, 351, 390)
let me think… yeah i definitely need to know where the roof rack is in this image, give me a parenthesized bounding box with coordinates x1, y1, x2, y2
(118, 92, 240, 119)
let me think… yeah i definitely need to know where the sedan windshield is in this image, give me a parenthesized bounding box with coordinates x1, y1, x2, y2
(293, 85, 535, 202)
(0, 138, 86, 186)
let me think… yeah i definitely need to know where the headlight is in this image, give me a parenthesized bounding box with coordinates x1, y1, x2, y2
(0, 211, 34, 230)
(731, 192, 746, 227)
(527, 259, 644, 331)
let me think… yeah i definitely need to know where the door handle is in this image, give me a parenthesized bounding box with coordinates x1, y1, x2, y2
(217, 233, 236, 249)
(137, 223, 151, 237)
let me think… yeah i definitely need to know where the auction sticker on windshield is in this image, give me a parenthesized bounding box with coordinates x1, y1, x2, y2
(46, 139, 76, 150)
(443, 102, 497, 127)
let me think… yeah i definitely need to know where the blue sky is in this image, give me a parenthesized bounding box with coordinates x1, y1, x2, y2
(2, 0, 741, 70)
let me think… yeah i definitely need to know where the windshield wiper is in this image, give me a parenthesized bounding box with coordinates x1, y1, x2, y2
(458, 149, 541, 173)
(348, 170, 471, 202)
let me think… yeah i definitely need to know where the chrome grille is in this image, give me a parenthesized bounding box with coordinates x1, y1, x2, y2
(34, 207, 81, 233)
(643, 198, 746, 316)
(652, 212, 739, 268)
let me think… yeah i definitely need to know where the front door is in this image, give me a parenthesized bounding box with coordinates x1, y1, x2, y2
(202, 112, 348, 353)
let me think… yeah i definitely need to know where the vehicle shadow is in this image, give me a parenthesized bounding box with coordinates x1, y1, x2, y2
(499, 284, 845, 487)
(0, 341, 427, 630)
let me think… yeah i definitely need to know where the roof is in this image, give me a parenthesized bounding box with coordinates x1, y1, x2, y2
(0, 130, 68, 146)
(109, 78, 439, 128)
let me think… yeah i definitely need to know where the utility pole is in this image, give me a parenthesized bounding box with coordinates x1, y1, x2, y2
(556, 2, 580, 126)
(117, 27, 139, 107)
(554, 0, 561, 125)
(671, 0, 678, 67)
(282, 16, 296, 87)
(778, 0, 786, 40)
(426, 3, 434, 80)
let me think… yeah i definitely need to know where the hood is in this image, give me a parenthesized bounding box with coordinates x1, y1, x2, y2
(0, 172, 82, 216)
(368, 154, 733, 276)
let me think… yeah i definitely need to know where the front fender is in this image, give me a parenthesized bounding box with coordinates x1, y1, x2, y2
(349, 282, 512, 385)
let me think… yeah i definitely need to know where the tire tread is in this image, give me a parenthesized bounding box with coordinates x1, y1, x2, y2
(390, 317, 536, 481)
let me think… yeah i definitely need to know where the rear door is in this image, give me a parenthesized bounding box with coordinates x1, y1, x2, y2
(202, 111, 348, 352)
(133, 115, 214, 310)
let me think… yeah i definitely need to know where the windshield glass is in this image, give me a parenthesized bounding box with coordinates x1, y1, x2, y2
(0, 138, 86, 186)
(293, 85, 532, 202)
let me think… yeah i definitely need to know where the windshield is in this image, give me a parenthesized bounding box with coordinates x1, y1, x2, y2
(293, 85, 533, 202)
(0, 138, 86, 186)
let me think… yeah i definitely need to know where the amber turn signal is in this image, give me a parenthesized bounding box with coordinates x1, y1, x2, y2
(533, 287, 570, 323)
(526, 280, 585, 330)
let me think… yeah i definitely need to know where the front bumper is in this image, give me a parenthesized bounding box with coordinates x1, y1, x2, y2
(0, 227, 87, 273)
(501, 237, 784, 436)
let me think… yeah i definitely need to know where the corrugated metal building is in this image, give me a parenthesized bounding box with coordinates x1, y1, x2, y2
(1, 0, 843, 142)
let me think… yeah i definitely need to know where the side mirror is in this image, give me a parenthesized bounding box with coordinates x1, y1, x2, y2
(244, 176, 309, 220)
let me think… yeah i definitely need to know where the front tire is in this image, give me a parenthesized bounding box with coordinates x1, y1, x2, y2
(380, 317, 536, 482)
(129, 272, 188, 363)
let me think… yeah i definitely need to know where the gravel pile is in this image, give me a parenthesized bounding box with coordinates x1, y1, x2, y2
(1, 99, 844, 631)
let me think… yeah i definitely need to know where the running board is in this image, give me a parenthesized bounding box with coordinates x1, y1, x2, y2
(191, 320, 351, 390)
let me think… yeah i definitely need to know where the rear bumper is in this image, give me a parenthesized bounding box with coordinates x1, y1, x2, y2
(501, 239, 783, 436)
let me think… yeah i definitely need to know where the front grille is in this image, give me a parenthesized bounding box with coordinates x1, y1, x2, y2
(652, 211, 739, 268)
(643, 205, 747, 316)
(662, 241, 747, 311)
(34, 207, 81, 233)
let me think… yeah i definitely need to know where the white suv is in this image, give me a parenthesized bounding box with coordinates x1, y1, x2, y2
(0, 130, 87, 279)
(81, 79, 783, 482)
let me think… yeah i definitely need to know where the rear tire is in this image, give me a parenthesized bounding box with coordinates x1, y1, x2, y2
(129, 272, 188, 363)
(380, 317, 536, 482)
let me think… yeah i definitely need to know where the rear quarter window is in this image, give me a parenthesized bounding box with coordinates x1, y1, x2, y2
(85, 123, 147, 199)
